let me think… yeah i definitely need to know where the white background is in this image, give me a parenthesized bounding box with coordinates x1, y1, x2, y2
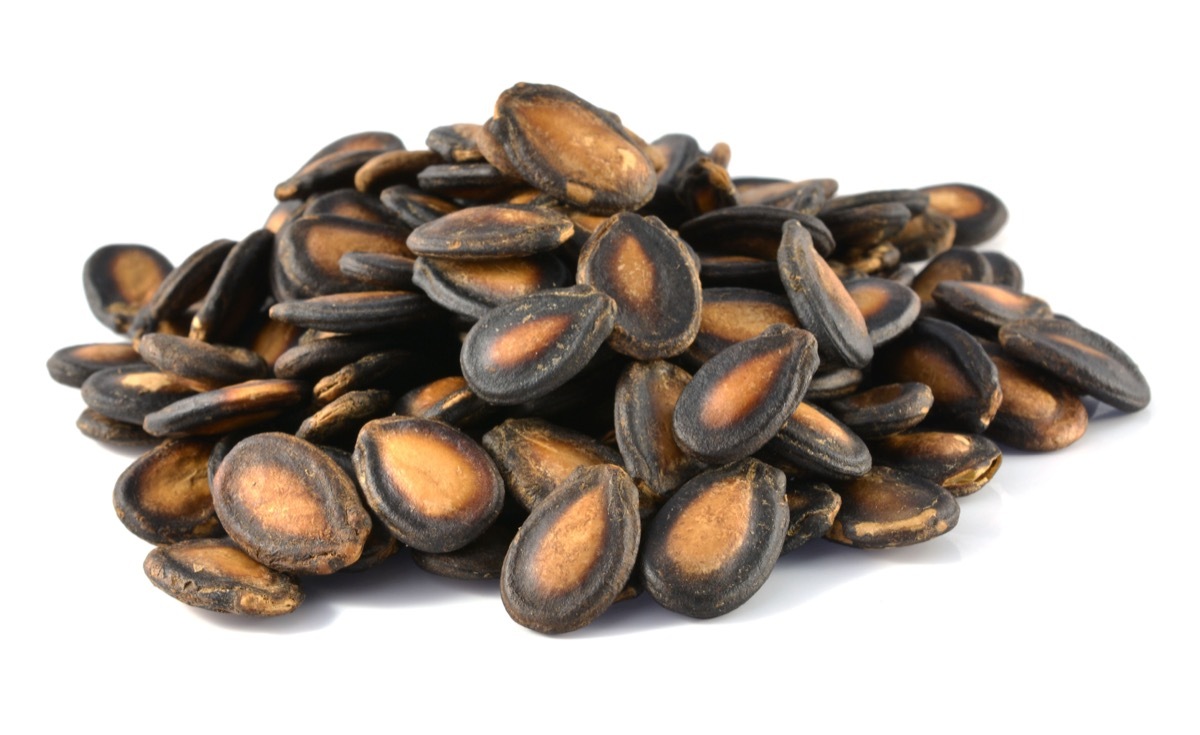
(2, 2, 1195, 732)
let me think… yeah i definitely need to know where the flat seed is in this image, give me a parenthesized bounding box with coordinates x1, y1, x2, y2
(501, 464, 640, 634)
(825, 382, 934, 440)
(407, 204, 573, 259)
(827, 466, 960, 548)
(459, 284, 616, 405)
(426, 123, 484, 163)
(396, 375, 491, 428)
(874, 317, 1003, 433)
(274, 334, 414, 380)
(275, 215, 413, 299)
(76, 408, 156, 446)
(892, 209, 957, 262)
(275, 131, 404, 200)
(805, 366, 864, 401)
(113, 438, 221, 544)
(998, 318, 1151, 412)
(268, 291, 436, 333)
(188, 229, 274, 343)
(412, 519, 519, 580)
(673, 323, 819, 465)
(911, 249, 994, 309)
(845, 277, 920, 348)
(144, 538, 303, 616)
(680, 206, 837, 260)
(614, 360, 706, 502)
(641, 458, 788, 619)
(766, 401, 872, 479)
(354, 150, 443, 195)
(686, 287, 799, 367)
(822, 189, 929, 216)
(577, 213, 702, 359)
(354, 416, 504, 553)
(920, 182, 1008, 246)
(821, 201, 912, 252)
(83, 244, 173, 334)
(264, 199, 303, 234)
(312, 349, 414, 407)
(304, 189, 404, 226)
(378, 184, 460, 228)
(416, 162, 522, 200)
(212, 432, 371, 574)
(736, 178, 830, 214)
(983, 343, 1089, 451)
(870, 432, 1002, 497)
(698, 254, 780, 290)
(129, 238, 237, 340)
(315, 445, 403, 573)
(338, 251, 418, 291)
(81, 367, 202, 425)
(47, 342, 142, 388)
(296, 389, 394, 446)
(778, 220, 874, 368)
(486, 82, 656, 214)
(932, 281, 1052, 331)
(414, 252, 570, 320)
(782, 479, 841, 554)
(678, 157, 738, 219)
(983, 251, 1024, 291)
(142, 378, 308, 437)
(138, 333, 269, 387)
(481, 417, 622, 511)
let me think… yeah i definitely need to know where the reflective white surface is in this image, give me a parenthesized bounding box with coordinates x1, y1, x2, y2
(3, 2, 1193, 732)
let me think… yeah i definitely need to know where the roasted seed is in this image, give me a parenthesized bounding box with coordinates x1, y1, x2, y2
(76, 408, 157, 446)
(83, 244, 173, 334)
(782, 479, 841, 554)
(275, 131, 404, 200)
(337, 251, 418, 291)
(142, 379, 307, 437)
(614, 360, 706, 502)
(845, 277, 921, 348)
(920, 182, 1008, 247)
(81, 367, 202, 425)
(412, 519, 519, 581)
(296, 389, 394, 446)
(825, 382, 934, 440)
(826, 466, 960, 548)
(268, 291, 436, 333)
(274, 215, 413, 299)
(911, 249, 994, 309)
(47, 342, 142, 388)
(137, 333, 269, 387)
(407, 204, 573, 259)
(413, 252, 570, 320)
(114, 438, 221, 544)
(144, 538, 304, 616)
(482, 417, 622, 511)
(891, 209, 957, 262)
(686, 287, 799, 367)
(129, 238, 237, 340)
(396, 375, 491, 428)
(765, 401, 872, 479)
(982, 342, 1089, 451)
(820, 201, 912, 252)
(932, 281, 1052, 331)
(188, 229, 274, 343)
(354, 150, 443, 195)
(870, 431, 1002, 497)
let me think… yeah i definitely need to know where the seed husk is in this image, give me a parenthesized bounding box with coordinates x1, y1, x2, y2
(459, 284, 616, 405)
(805, 366, 864, 401)
(614, 360, 706, 502)
(129, 238, 237, 340)
(212, 432, 371, 574)
(354, 150, 443, 195)
(354, 415, 505, 553)
(296, 389, 394, 446)
(845, 277, 921, 348)
(778, 219, 874, 368)
(47, 342, 143, 388)
(998, 318, 1151, 412)
(413, 252, 570, 320)
(821, 201, 912, 252)
(673, 323, 819, 465)
(143, 538, 304, 616)
(81, 367, 202, 425)
(983, 251, 1024, 291)
(481, 417, 623, 511)
(264, 199, 303, 234)
(188, 229, 274, 343)
(577, 212, 702, 360)
(697, 254, 780, 290)
(932, 281, 1052, 331)
(337, 251, 418, 291)
(76, 408, 156, 446)
(765, 401, 872, 479)
(826, 466, 960, 548)
(396, 375, 492, 428)
(275, 131, 404, 200)
(312, 349, 415, 407)
(114, 438, 222, 544)
(275, 215, 413, 299)
(677, 157, 738, 219)
(142, 378, 308, 437)
(273, 334, 416, 380)
(920, 182, 1008, 247)
(782, 479, 841, 554)
(874, 317, 1002, 433)
(501, 463, 641, 634)
(891, 209, 957, 262)
(825, 382, 934, 440)
(680, 206, 837, 260)
(641, 458, 788, 619)
(485, 82, 657, 215)
(982, 343, 1089, 451)
(412, 519, 520, 580)
(83, 244, 173, 334)
(268, 290, 436, 333)
(407, 204, 573, 259)
(870, 431, 1002, 497)
(426, 123, 485, 163)
(416, 162, 523, 200)
(736, 178, 830, 214)
(911, 249, 994, 309)
(686, 287, 799, 367)
(822, 189, 929, 216)
(137, 333, 269, 387)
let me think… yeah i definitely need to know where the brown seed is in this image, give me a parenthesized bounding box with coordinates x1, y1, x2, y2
(911, 249, 994, 309)
(673, 324, 819, 465)
(407, 204, 573, 260)
(577, 213, 703, 360)
(212, 432, 371, 574)
(821, 189, 929, 216)
(129, 238, 237, 340)
(481, 417, 623, 511)
(805, 366, 864, 401)
(827, 466, 960, 548)
(782, 479, 842, 554)
(736, 178, 831, 214)
(137, 333, 269, 387)
(820, 201, 912, 252)
(81, 367, 202, 425)
(113, 438, 221, 544)
(144, 538, 304, 616)
(188, 229, 274, 343)
(680, 206, 837, 260)
(892, 210, 957, 262)
(76, 408, 157, 446)
(686, 287, 799, 367)
(998, 318, 1151, 412)
(275, 215, 413, 299)
(47, 342, 143, 388)
(920, 182, 1008, 246)
(142, 379, 308, 437)
(614, 360, 706, 502)
(870, 432, 1002, 497)
(264, 199, 304, 234)
(983, 251, 1024, 291)
(412, 519, 519, 581)
(338, 251, 418, 291)
(416, 162, 523, 200)
(641, 458, 788, 619)
(354, 150, 443, 195)
(296, 389, 394, 446)
(378, 184, 461, 228)
(778, 219, 874, 368)
(983, 343, 1089, 451)
(697, 254, 780, 290)
(396, 375, 492, 428)
(845, 277, 921, 348)
(459, 284, 616, 405)
(932, 281, 1052, 331)
(311, 349, 414, 407)
(274, 131, 404, 200)
(825, 382, 935, 440)
(83, 244, 173, 334)
(485, 82, 657, 214)
(354, 416, 504, 553)
(426, 123, 485, 163)
(678, 157, 738, 219)
(766, 401, 872, 479)
(273, 334, 417, 380)
(413, 252, 570, 320)
(500, 464, 641, 634)
(268, 291, 436, 333)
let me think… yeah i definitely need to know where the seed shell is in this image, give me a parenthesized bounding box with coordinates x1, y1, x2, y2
(983, 343, 1089, 451)
(275, 215, 413, 299)
(354, 150, 443, 195)
(113, 438, 221, 544)
(142, 379, 308, 437)
(396, 376, 492, 428)
(614, 360, 706, 502)
(143, 538, 304, 616)
(81, 367, 202, 425)
(782, 479, 841, 554)
(268, 291, 436, 333)
(870, 432, 1002, 497)
(911, 249, 994, 309)
(129, 238, 236, 340)
(274, 131, 404, 200)
(920, 182, 1008, 246)
(76, 408, 157, 446)
(686, 287, 799, 366)
(137, 333, 269, 387)
(188, 229, 274, 343)
(412, 519, 519, 581)
(83, 244, 173, 334)
(891, 209, 957, 262)
(413, 252, 570, 320)
(47, 343, 143, 388)
(296, 389, 394, 446)
(845, 277, 921, 348)
(820, 201, 912, 252)
(825, 382, 934, 440)
(407, 204, 573, 259)
(826, 466, 960, 548)
(932, 281, 1052, 331)
(766, 401, 872, 479)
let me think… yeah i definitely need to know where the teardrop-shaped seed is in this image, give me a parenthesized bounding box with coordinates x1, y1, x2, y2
(821, 201, 912, 252)
(303, 189, 404, 226)
(680, 207, 837, 260)
(920, 183, 1008, 246)
(114, 438, 221, 543)
(827, 466, 960, 548)
(354, 150, 442, 195)
(274, 334, 415, 380)
(481, 417, 622, 511)
(142, 379, 307, 437)
(686, 287, 799, 366)
(296, 389, 394, 446)
(766, 401, 872, 479)
(983, 343, 1088, 451)
(870, 432, 1002, 497)
(129, 238, 237, 340)
(782, 479, 841, 554)
(641, 458, 788, 619)
(501, 464, 641, 634)
(275, 131, 404, 200)
(806, 366, 864, 401)
(144, 538, 303, 616)
(407, 204, 573, 259)
(47, 342, 143, 387)
(188, 229, 274, 343)
(911, 249, 994, 308)
(876, 317, 1002, 433)
(778, 220, 874, 368)
(426, 123, 484, 163)
(83, 244, 173, 334)
(138, 333, 269, 387)
(673, 324, 819, 465)
(826, 382, 934, 440)
(354, 416, 504, 553)
(76, 408, 156, 446)
(998, 318, 1150, 412)
(275, 215, 414, 299)
(460, 284, 616, 404)
(212, 432, 371, 574)
(416, 162, 523, 200)
(577, 213, 702, 359)
(312, 349, 415, 407)
(414, 252, 570, 319)
(845, 277, 921, 348)
(268, 291, 436, 333)
(396, 376, 492, 428)
(614, 360, 706, 502)
(892, 209, 957, 262)
(82, 367, 202, 425)
(933, 281, 1052, 331)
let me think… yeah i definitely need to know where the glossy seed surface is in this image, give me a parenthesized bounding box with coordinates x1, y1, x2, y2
(870, 432, 1002, 497)
(407, 204, 573, 259)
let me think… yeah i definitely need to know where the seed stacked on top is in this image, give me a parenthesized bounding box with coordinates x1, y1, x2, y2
(51, 81, 1151, 633)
